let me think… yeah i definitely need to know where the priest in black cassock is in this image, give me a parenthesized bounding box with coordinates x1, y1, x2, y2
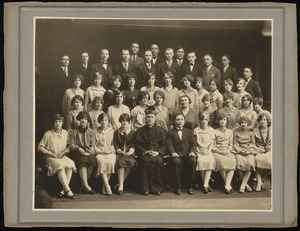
(135, 106, 168, 196)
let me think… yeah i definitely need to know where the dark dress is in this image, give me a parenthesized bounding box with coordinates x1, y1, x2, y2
(69, 127, 97, 168)
(123, 89, 140, 110)
(135, 124, 168, 193)
(113, 129, 137, 168)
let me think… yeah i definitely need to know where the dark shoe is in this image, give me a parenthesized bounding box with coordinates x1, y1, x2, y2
(224, 188, 230, 194)
(188, 188, 194, 195)
(230, 188, 234, 193)
(117, 190, 123, 196)
(58, 190, 65, 198)
(86, 189, 95, 194)
(113, 183, 120, 190)
(245, 185, 253, 192)
(153, 191, 161, 195)
(208, 186, 214, 192)
(203, 187, 209, 194)
(195, 184, 199, 189)
(175, 189, 181, 195)
(143, 191, 149, 196)
(66, 190, 75, 199)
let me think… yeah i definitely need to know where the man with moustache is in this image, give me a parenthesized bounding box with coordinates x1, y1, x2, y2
(91, 48, 113, 89)
(167, 113, 197, 195)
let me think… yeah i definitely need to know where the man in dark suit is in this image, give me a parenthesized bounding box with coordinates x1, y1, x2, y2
(113, 49, 136, 90)
(179, 51, 202, 88)
(202, 54, 222, 91)
(91, 48, 113, 90)
(52, 54, 73, 114)
(74, 51, 92, 90)
(136, 50, 156, 89)
(135, 106, 168, 196)
(243, 66, 262, 99)
(167, 113, 197, 195)
(129, 42, 144, 68)
(220, 55, 238, 92)
(157, 48, 180, 87)
(150, 44, 164, 70)
(175, 47, 188, 67)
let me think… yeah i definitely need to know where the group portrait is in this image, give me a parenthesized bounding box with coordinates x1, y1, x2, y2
(34, 18, 272, 210)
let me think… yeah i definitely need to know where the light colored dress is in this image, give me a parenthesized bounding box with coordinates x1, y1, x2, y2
(89, 110, 104, 130)
(253, 127, 272, 169)
(62, 88, 85, 118)
(197, 88, 209, 113)
(194, 126, 216, 171)
(233, 129, 258, 171)
(38, 129, 76, 176)
(239, 108, 257, 130)
(154, 105, 170, 131)
(140, 86, 160, 106)
(85, 85, 106, 112)
(95, 127, 116, 176)
(107, 104, 131, 131)
(66, 108, 83, 132)
(210, 89, 223, 109)
(131, 105, 147, 131)
(178, 87, 199, 110)
(160, 86, 179, 114)
(212, 128, 236, 170)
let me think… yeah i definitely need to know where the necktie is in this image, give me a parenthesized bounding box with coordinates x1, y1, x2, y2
(84, 63, 87, 70)
(124, 62, 128, 71)
(223, 67, 226, 73)
(167, 61, 171, 68)
(190, 63, 193, 72)
(63, 67, 68, 76)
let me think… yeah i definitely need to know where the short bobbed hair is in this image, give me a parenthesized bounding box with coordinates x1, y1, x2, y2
(242, 94, 253, 105)
(110, 75, 123, 83)
(53, 114, 65, 125)
(181, 74, 194, 83)
(210, 80, 220, 89)
(72, 73, 84, 84)
(224, 79, 234, 87)
(253, 97, 264, 106)
(179, 95, 192, 105)
(126, 73, 137, 81)
(195, 77, 204, 83)
(198, 112, 210, 122)
(93, 73, 103, 81)
(216, 113, 227, 125)
(76, 111, 91, 123)
(238, 116, 250, 126)
(119, 113, 131, 123)
(138, 91, 150, 103)
(257, 112, 271, 127)
(236, 78, 246, 86)
(97, 113, 108, 123)
(91, 96, 104, 107)
(223, 92, 235, 100)
(146, 73, 156, 81)
(154, 90, 165, 100)
(71, 95, 84, 106)
(164, 71, 174, 78)
(113, 90, 125, 102)
(201, 94, 211, 103)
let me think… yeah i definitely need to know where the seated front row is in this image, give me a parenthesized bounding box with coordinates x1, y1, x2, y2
(37, 110, 271, 198)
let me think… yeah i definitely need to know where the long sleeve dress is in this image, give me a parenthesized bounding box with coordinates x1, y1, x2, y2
(62, 88, 85, 118)
(212, 128, 236, 170)
(253, 127, 272, 169)
(94, 127, 116, 176)
(38, 129, 76, 176)
(232, 129, 258, 171)
(113, 129, 137, 168)
(69, 127, 97, 169)
(194, 126, 216, 171)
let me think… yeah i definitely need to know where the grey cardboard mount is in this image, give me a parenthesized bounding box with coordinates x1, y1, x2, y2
(3, 2, 298, 228)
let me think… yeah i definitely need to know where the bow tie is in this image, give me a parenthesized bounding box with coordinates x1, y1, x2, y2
(189, 63, 194, 66)
(176, 128, 183, 131)
(101, 61, 107, 64)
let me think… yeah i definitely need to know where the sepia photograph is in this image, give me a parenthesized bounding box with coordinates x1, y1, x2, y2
(4, 2, 297, 227)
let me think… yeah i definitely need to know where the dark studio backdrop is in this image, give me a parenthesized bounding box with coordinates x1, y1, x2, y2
(35, 19, 271, 144)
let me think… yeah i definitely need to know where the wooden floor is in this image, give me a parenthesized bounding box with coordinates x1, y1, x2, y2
(50, 187, 272, 210)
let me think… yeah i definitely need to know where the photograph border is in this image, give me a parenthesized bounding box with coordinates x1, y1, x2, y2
(4, 2, 298, 227)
